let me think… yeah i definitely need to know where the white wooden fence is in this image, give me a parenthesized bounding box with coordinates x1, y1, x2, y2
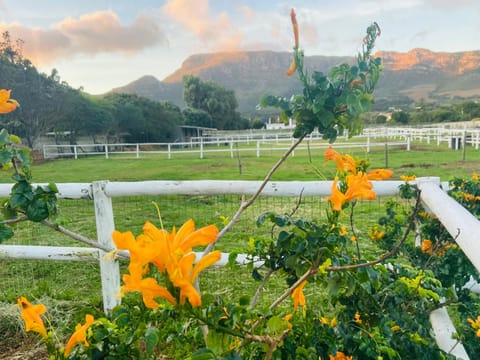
(41, 126, 480, 159)
(42, 138, 408, 160)
(0, 178, 477, 359)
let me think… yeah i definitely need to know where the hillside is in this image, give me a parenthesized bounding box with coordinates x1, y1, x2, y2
(111, 49, 480, 115)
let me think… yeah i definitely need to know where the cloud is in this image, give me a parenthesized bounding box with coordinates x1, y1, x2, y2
(423, 0, 477, 6)
(162, 0, 245, 52)
(0, 10, 166, 66)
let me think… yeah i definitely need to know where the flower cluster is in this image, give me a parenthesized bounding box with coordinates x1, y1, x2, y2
(325, 147, 393, 211)
(467, 316, 480, 338)
(113, 219, 220, 308)
(17, 297, 94, 357)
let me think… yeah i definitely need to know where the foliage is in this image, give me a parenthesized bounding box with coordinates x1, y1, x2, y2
(392, 100, 480, 125)
(103, 93, 184, 142)
(260, 13, 381, 142)
(183, 106, 214, 128)
(183, 75, 248, 130)
(0, 125, 57, 243)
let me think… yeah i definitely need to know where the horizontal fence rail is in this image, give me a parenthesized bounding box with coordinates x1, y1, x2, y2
(0, 178, 476, 359)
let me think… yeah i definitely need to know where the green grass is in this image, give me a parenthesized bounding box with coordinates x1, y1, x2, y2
(1, 139, 478, 357)
(5, 141, 480, 183)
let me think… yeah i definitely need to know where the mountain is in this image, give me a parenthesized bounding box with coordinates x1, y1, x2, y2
(111, 49, 480, 115)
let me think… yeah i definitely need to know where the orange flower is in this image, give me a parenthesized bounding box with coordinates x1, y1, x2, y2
(328, 177, 348, 211)
(290, 8, 299, 48)
(368, 225, 385, 241)
(328, 172, 376, 211)
(286, 60, 297, 77)
(329, 351, 353, 360)
(64, 314, 95, 356)
(325, 147, 357, 174)
(354, 311, 362, 324)
(367, 168, 393, 180)
(0, 89, 19, 114)
(292, 280, 307, 311)
(284, 313, 293, 329)
(344, 172, 376, 201)
(286, 8, 299, 77)
(467, 316, 480, 337)
(114, 219, 220, 308)
(17, 297, 47, 338)
(421, 239, 433, 254)
(121, 271, 176, 309)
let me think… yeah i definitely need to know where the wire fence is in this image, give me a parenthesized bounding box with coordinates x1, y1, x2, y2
(0, 193, 393, 305)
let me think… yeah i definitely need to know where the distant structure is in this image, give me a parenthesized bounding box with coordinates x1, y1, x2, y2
(265, 117, 296, 130)
(178, 125, 217, 141)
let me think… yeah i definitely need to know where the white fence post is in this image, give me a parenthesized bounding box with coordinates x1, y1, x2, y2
(105, 144, 109, 159)
(136, 143, 140, 159)
(92, 181, 121, 313)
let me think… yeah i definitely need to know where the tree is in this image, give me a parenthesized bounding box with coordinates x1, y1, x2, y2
(182, 75, 246, 130)
(103, 93, 183, 143)
(182, 107, 213, 128)
(391, 110, 409, 125)
(0, 32, 90, 148)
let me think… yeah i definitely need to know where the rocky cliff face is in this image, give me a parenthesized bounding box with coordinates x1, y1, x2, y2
(111, 49, 480, 114)
(377, 48, 480, 74)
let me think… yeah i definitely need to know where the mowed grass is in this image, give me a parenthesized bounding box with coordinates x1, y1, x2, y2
(4, 140, 480, 183)
(0, 139, 478, 356)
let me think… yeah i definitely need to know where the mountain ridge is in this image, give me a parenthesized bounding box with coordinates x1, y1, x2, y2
(111, 49, 480, 115)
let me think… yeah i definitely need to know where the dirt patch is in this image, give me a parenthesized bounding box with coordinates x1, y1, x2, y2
(399, 163, 435, 169)
(0, 335, 48, 360)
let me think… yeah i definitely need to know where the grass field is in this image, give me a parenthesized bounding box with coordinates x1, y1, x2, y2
(1, 139, 479, 358)
(6, 140, 480, 183)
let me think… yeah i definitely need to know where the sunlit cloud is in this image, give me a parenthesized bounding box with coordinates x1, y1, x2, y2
(0, 10, 166, 66)
(162, 0, 245, 52)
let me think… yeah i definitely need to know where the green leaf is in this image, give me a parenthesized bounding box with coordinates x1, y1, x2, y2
(188, 348, 218, 360)
(26, 199, 50, 222)
(0, 223, 14, 243)
(0, 148, 14, 166)
(0, 129, 10, 146)
(205, 329, 229, 355)
(9, 134, 21, 144)
(143, 327, 160, 357)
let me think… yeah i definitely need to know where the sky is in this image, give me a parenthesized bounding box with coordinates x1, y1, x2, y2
(0, 0, 479, 95)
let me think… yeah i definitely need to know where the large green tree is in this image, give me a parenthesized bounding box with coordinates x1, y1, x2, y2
(182, 75, 247, 130)
(103, 93, 183, 143)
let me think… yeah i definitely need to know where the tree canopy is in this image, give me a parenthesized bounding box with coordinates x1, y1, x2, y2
(183, 75, 248, 130)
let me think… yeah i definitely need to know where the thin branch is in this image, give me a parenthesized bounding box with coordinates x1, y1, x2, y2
(1, 215, 29, 225)
(250, 268, 274, 308)
(326, 189, 422, 272)
(202, 133, 307, 256)
(40, 219, 129, 258)
(268, 189, 423, 311)
(269, 267, 317, 311)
